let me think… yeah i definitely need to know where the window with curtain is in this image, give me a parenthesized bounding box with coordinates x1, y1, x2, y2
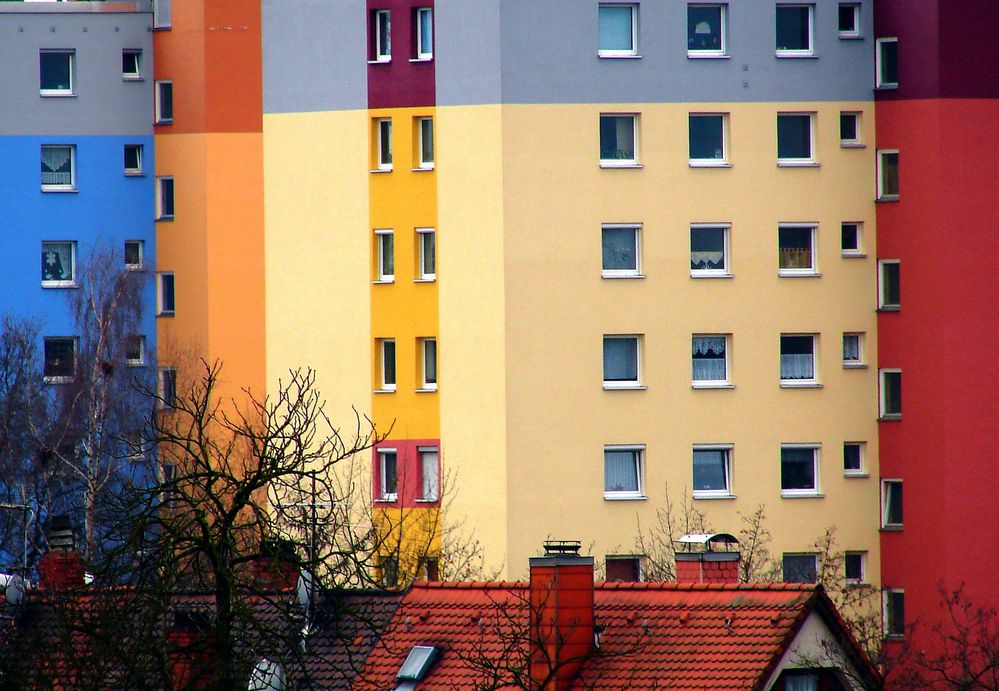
(692, 335, 727, 382)
(687, 5, 724, 54)
(41, 146, 73, 188)
(419, 447, 439, 500)
(603, 336, 639, 386)
(604, 447, 641, 496)
(842, 333, 861, 364)
(778, 225, 814, 272)
(780, 335, 815, 381)
(41, 241, 75, 284)
(690, 225, 727, 273)
(598, 5, 636, 55)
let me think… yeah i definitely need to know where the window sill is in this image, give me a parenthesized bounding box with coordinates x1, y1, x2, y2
(155, 120, 173, 126)
(44, 377, 73, 385)
(844, 472, 870, 478)
(843, 362, 868, 369)
(878, 306, 901, 312)
(597, 53, 642, 59)
(414, 498, 439, 503)
(373, 388, 396, 394)
(691, 382, 734, 390)
(603, 384, 647, 391)
(125, 265, 144, 272)
(781, 491, 825, 499)
(124, 171, 145, 177)
(370, 168, 393, 174)
(41, 187, 78, 193)
(599, 162, 643, 169)
(778, 271, 820, 278)
(367, 58, 392, 65)
(692, 493, 735, 500)
(840, 142, 866, 149)
(157, 312, 175, 318)
(41, 282, 78, 289)
(841, 252, 866, 258)
(126, 361, 146, 368)
(40, 92, 76, 98)
(411, 166, 435, 172)
(879, 414, 902, 422)
(687, 52, 729, 59)
(414, 387, 437, 394)
(880, 525, 903, 532)
(122, 76, 144, 82)
(413, 278, 436, 283)
(777, 161, 820, 168)
(602, 273, 645, 280)
(409, 57, 434, 63)
(690, 272, 734, 279)
(604, 494, 647, 501)
(876, 195, 899, 203)
(838, 33, 864, 40)
(372, 279, 395, 285)
(780, 382, 822, 389)
(876, 84, 899, 91)
(373, 497, 398, 504)
(775, 52, 818, 59)
(689, 161, 732, 168)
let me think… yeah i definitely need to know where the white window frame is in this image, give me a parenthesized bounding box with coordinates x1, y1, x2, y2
(603, 444, 645, 500)
(39, 50, 74, 96)
(844, 551, 866, 584)
(780, 443, 821, 497)
(416, 227, 435, 281)
(372, 9, 392, 62)
(414, 7, 433, 60)
(156, 176, 175, 220)
(377, 448, 398, 501)
(839, 111, 862, 147)
(41, 240, 77, 288)
(776, 112, 816, 166)
(688, 113, 729, 167)
(43, 336, 77, 384)
(837, 3, 861, 38)
(374, 229, 394, 283)
(157, 272, 175, 316)
(879, 368, 902, 419)
(687, 3, 727, 58)
(375, 118, 393, 171)
(690, 223, 731, 277)
(877, 149, 899, 200)
(692, 444, 733, 499)
(601, 223, 642, 278)
(122, 49, 142, 80)
(158, 367, 178, 410)
(416, 117, 434, 169)
(843, 441, 866, 476)
(417, 446, 439, 501)
(775, 4, 814, 58)
(602, 334, 643, 389)
(779, 333, 818, 386)
(691, 334, 730, 387)
(125, 240, 144, 271)
(124, 144, 143, 176)
(154, 80, 173, 124)
(419, 337, 437, 391)
(125, 334, 146, 367)
(876, 37, 899, 89)
(41, 145, 75, 191)
(153, 0, 172, 30)
(378, 338, 396, 392)
(878, 259, 900, 309)
(842, 332, 864, 368)
(598, 3, 638, 58)
(841, 222, 863, 256)
(777, 223, 818, 276)
(599, 113, 639, 167)
(782, 553, 819, 583)
(884, 589, 905, 638)
(881, 479, 903, 528)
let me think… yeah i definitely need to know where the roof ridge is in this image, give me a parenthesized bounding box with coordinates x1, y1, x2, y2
(596, 582, 816, 591)
(410, 580, 527, 590)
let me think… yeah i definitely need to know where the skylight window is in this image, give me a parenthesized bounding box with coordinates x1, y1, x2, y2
(397, 645, 440, 682)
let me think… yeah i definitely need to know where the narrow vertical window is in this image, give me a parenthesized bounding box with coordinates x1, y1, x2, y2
(876, 38, 899, 88)
(884, 590, 905, 638)
(878, 150, 899, 200)
(375, 230, 394, 282)
(124, 240, 144, 270)
(416, 117, 434, 169)
(841, 222, 862, 256)
(416, 228, 435, 280)
(158, 367, 178, 409)
(377, 449, 398, 500)
(375, 118, 393, 171)
(157, 273, 176, 315)
(378, 339, 396, 391)
(419, 447, 439, 501)
(415, 7, 433, 60)
(371, 9, 391, 61)
(881, 480, 903, 527)
(157, 177, 175, 220)
(153, 0, 172, 29)
(842, 333, 864, 367)
(420, 337, 437, 390)
(839, 112, 862, 146)
(879, 260, 900, 309)
(843, 442, 865, 475)
(155, 80, 173, 124)
(845, 552, 866, 582)
(880, 369, 902, 419)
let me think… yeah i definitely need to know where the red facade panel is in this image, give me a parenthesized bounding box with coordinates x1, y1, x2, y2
(367, 0, 436, 108)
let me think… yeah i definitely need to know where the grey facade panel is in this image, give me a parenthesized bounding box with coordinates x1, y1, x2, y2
(436, 0, 504, 107)
(0, 11, 152, 135)
(263, 0, 368, 114)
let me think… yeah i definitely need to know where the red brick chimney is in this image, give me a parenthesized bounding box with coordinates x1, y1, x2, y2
(252, 538, 300, 592)
(37, 515, 85, 591)
(529, 540, 594, 690)
(167, 611, 214, 688)
(675, 533, 741, 584)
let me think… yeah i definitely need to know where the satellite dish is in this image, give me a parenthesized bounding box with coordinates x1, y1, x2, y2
(5, 575, 26, 606)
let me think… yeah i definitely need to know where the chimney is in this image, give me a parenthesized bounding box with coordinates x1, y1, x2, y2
(529, 540, 594, 690)
(252, 537, 300, 592)
(37, 515, 85, 591)
(167, 610, 214, 689)
(674, 533, 740, 584)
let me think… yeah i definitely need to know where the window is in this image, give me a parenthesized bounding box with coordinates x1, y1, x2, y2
(688, 114, 728, 165)
(378, 338, 396, 391)
(838, 4, 861, 37)
(843, 442, 865, 475)
(876, 38, 899, 88)
(418, 446, 439, 501)
(153, 0, 172, 29)
(880, 369, 902, 419)
(602, 224, 641, 278)
(41, 241, 76, 287)
(845, 552, 866, 583)
(598, 4, 637, 57)
(375, 118, 393, 170)
(878, 150, 899, 200)
(416, 117, 434, 168)
(841, 222, 862, 256)
(782, 672, 820, 691)
(375, 230, 394, 282)
(780, 335, 817, 384)
(377, 448, 398, 500)
(775, 5, 813, 57)
(879, 260, 900, 309)
(41, 145, 75, 191)
(690, 224, 729, 276)
(420, 337, 437, 390)
(40, 50, 73, 95)
(125, 240, 144, 270)
(782, 553, 817, 583)
(414, 7, 433, 60)
(416, 228, 435, 280)
(604, 445, 644, 499)
(839, 112, 861, 146)
(599, 114, 638, 166)
(158, 368, 177, 409)
(884, 590, 905, 638)
(692, 445, 732, 498)
(155, 80, 173, 124)
(124, 144, 143, 175)
(416, 557, 439, 581)
(687, 4, 726, 56)
(692, 335, 729, 386)
(157, 273, 175, 315)
(125, 335, 146, 366)
(156, 177, 175, 220)
(781, 445, 819, 496)
(381, 556, 399, 588)
(842, 333, 864, 367)
(371, 9, 391, 62)
(605, 556, 642, 582)
(603, 335, 641, 388)
(777, 113, 815, 164)
(778, 224, 816, 275)
(122, 50, 142, 79)
(44, 337, 76, 382)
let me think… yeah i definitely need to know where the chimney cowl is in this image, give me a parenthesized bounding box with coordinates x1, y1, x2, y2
(46, 514, 76, 553)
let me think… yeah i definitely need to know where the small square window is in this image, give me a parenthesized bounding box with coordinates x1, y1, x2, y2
(879, 260, 900, 309)
(416, 117, 434, 169)
(604, 445, 644, 499)
(122, 50, 142, 79)
(782, 553, 818, 583)
(838, 4, 861, 37)
(124, 144, 143, 175)
(41, 241, 76, 287)
(125, 335, 146, 366)
(687, 4, 726, 56)
(420, 337, 437, 390)
(599, 114, 638, 166)
(375, 230, 394, 282)
(378, 338, 396, 391)
(375, 118, 393, 171)
(156, 176, 175, 220)
(688, 114, 728, 165)
(845, 552, 866, 583)
(881, 479, 903, 528)
(603, 335, 641, 388)
(153, 0, 172, 29)
(41, 145, 75, 190)
(605, 556, 643, 582)
(44, 337, 77, 382)
(884, 589, 905, 638)
(157, 273, 175, 315)
(842, 333, 864, 367)
(880, 369, 902, 419)
(40, 51, 74, 95)
(602, 224, 641, 278)
(776, 5, 814, 57)
(125, 240, 144, 270)
(878, 150, 899, 200)
(158, 367, 177, 409)
(416, 228, 435, 280)
(777, 113, 815, 164)
(843, 442, 865, 475)
(371, 9, 392, 62)
(692, 445, 733, 498)
(781, 445, 819, 496)
(839, 112, 862, 146)
(690, 224, 729, 276)
(876, 38, 899, 88)
(780, 334, 817, 384)
(418, 446, 439, 501)
(841, 222, 862, 255)
(778, 224, 816, 275)
(155, 80, 173, 124)
(692, 335, 729, 386)
(414, 7, 433, 60)
(598, 4, 638, 57)
(377, 448, 398, 500)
